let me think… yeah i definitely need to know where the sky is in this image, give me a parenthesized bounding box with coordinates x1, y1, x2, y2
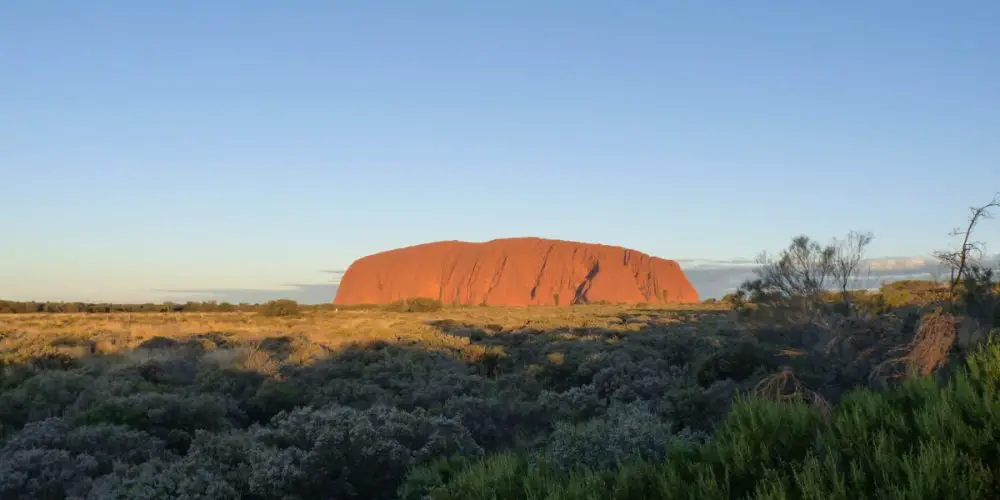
(2, 1, 999, 303)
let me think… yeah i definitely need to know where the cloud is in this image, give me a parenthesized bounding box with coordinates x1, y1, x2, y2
(152, 268, 347, 305)
(866, 257, 932, 271)
(320, 269, 346, 280)
(159, 284, 339, 305)
(676, 258, 758, 268)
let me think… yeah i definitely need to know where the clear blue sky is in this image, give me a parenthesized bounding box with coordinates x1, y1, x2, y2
(2, 1, 998, 303)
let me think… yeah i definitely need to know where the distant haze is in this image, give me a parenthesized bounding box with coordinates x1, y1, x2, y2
(159, 284, 341, 305)
(3, 254, 998, 305)
(160, 255, 998, 304)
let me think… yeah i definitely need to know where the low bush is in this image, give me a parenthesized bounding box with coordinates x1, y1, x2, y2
(407, 338, 1000, 499)
(385, 297, 444, 313)
(258, 299, 299, 317)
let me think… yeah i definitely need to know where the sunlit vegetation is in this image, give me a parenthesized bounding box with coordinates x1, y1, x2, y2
(1, 196, 997, 498)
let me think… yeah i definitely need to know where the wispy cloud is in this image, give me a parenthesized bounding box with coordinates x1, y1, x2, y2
(866, 257, 931, 271)
(319, 269, 346, 285)
(152, 269, 345, 304)
(159, 284, 339, 305)
(675, 258, 758, 268)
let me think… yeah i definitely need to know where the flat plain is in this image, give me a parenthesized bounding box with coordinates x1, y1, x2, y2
(0, 303, 731, 366)
(2, 296, 999, 499)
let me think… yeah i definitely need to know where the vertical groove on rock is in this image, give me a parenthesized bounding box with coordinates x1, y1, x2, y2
(530, 244, 555, 300)
(573, 260, 601, 304)
(442, 258, 460, 304)
(465, 260, 480, 304)
(484, 254, 508, 303)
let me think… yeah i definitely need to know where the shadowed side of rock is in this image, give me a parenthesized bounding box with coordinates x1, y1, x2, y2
(333, 237, 700, 306)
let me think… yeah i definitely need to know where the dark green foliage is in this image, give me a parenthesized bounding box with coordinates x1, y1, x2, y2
(413, 339, 1000, 499)
(194, 365, 268, 401)
(959, 266, 1000, 327)
(0, 447, 100, 499)
(0, 419, 172, 499)
(0, 370, 94, 430)
(397, 454, 474, 500)
(244, 378, 309, 423)
(538, 401, 701, 471)
(695, 339, 769, 387)
(88, 458, 240, 499)
(707, 395, 822, 494)
(255, 404, 483, 499)
(77, 393, 241, 452)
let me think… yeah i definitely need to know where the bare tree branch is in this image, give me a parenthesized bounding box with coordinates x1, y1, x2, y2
(831, 231, 874, 312)
(740, 231, 871, 322)
(933, 192, 1000, 297)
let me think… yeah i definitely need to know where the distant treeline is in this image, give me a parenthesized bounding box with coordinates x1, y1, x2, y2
(714, 279, 982, 309)
(0, 299, 329, 315)
(0, 297, 448, 315)
(1, 280, 982, 315)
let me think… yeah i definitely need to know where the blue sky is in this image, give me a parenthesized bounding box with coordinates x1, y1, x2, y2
(2, 1, 998, 303)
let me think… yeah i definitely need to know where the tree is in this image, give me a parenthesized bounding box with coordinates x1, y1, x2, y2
(933, 193, 1000, 298)
(831, 230, 874, 312)
(933, 192, 1000, 326)
(741, 236, 834, 299)
(736, 230, 872, 322)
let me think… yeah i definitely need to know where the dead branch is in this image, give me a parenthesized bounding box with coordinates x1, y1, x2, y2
(933, 193, 1000, 298)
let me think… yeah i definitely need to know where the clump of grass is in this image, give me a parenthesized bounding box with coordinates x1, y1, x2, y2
(754, 365, 833, 420)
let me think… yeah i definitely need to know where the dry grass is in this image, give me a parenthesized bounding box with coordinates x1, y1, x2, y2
(870, 309, 962, 381)
(754, 365, 833, 420)
(0, 303, 726, 367)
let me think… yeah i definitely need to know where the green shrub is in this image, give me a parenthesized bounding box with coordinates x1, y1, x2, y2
(0, 370, 94, 430)
(385, 297, 443, 313)
(0, 448, 99, 499)
(87, 458, 239, 500)
(411, 340, 1000, 499)
(398, 454, 475, 500)
(694, 339, 769, 387)
(77, 393, 241, 452)
(539, 401, 685, 471)
(707, 396, 821, 495)
(244, 378, 309, 423)
(244, 404, 483, 499)
(0, 419, 172, 499)
(258, 299, 299, 317)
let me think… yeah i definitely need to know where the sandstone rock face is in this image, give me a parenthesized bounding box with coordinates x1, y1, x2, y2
(333, 237, 699, 306)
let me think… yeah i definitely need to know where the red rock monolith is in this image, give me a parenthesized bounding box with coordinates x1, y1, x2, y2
(333, 237, 699, 306)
